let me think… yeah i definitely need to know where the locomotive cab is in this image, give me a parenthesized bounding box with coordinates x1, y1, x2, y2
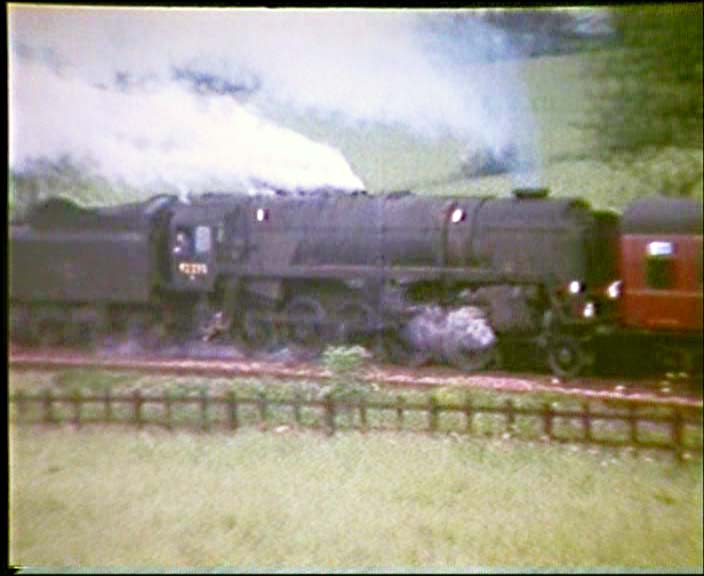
(167, 205, 221, 292)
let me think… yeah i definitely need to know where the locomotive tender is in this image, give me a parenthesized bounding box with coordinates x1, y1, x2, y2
(10, 187, 699, 377)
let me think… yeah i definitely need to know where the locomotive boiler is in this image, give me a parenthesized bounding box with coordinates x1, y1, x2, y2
(9, 186, 619, 377)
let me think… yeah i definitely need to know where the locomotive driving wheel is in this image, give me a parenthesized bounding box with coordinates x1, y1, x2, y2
(381, 330, 430, 368)
(333, 302, 377, 345)
(37, 319, 65, 348)
(241, 308, 279, 351)
(547, 335, 589, 379)
(10, 305, 37, 346)
(285, 296, 327, 351)
(444, 340, 496, 372)
(35, 306, 68, 348)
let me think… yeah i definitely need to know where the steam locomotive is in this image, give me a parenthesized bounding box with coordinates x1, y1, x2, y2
(9, 188, 703, 378)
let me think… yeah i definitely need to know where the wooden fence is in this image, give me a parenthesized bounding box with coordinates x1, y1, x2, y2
(9, 386, 703, 460)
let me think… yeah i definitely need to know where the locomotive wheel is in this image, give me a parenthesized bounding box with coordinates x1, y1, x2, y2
(135, 321, 165, 351)
(10, 306, 37, 346)
(33, 306, 68, 347)
(382, 331, 430, 368)
(62, 322, 87, 347)
(654, 345, 682, 374)
(547, 335, 588, 379)
(37, 319, 65, 348)
(112, 309, 161, 349)
(285, 297, 327, 350)
(242, 309, 279, 351)
(334, 302, 377, 344)
(443, 340, 496, 373)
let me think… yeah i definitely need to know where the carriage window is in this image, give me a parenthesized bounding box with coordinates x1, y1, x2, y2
(645, 241, 675, 289)
(194, 226, 212, 254)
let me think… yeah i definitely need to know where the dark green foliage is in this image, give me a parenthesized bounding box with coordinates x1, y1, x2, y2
(584, 5, 703, 196)
(8, 156, 150, 221)
(320, 345, 373, 402)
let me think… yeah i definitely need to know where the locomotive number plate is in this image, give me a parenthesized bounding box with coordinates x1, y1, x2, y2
(178, 262, 209, 276)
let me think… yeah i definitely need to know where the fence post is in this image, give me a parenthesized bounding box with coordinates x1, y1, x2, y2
(464, 396, 473, 434)
(43, 388, 55, 424)
(293, 392, 302, 427)
(396, 396, 405, 430)
(543, 402, 553, 439)
(104, 384, 112, 423)
(14, 391, 25, 423)
(582, 400, 592, 443)
(671, 407, 684, 462)
(164, 390, 172, 430)
(200, 389, 210, 432)
(429, 396, 439, 433)
(72, 388, 82, 429)
(257, 391, 268, 429)
(359, 397, 368, 433)
(133, 389, 143, 429)
(628, 403, 638, 448)
(505, 399, 515, 434)
(227, 390, 239, 432)
(324, 394, 336, 436)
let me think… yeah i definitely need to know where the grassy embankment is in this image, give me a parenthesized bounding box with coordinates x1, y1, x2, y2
(9, 368, 704, 569)
(10, 424, 703, 569)
(270, 52, 703, 209)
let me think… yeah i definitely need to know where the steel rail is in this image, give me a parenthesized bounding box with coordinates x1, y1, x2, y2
(9, 348, 702, 409)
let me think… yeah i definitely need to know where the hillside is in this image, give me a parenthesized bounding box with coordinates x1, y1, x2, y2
(9, 51, 702, 216)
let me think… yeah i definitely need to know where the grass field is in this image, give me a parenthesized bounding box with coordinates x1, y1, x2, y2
(8, 368, 704, 569)
(9, 425, 702, 569)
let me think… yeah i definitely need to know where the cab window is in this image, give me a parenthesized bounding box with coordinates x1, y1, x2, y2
(194, 226, 212, 254)
(173, 228, 191, 256)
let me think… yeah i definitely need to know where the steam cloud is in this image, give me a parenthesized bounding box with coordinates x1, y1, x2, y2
(9, 7, 539, 195)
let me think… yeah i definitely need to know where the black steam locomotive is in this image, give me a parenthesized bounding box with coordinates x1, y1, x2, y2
(10, 187, 628, 377)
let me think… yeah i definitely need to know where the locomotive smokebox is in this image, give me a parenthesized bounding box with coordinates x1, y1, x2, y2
(512, 187, 550, 199)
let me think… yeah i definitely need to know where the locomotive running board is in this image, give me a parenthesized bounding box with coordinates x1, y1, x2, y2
(233, 264, 540, 285)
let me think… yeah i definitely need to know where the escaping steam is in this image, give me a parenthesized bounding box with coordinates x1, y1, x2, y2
(9, 7, 541, 194)
(9, 55, 366, 196)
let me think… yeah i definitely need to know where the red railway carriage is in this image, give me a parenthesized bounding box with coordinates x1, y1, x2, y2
(619, 197, 702, 333)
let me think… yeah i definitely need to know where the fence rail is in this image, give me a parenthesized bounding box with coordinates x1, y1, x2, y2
(10, 387, 703, 460)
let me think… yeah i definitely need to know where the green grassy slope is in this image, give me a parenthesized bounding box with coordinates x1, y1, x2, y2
(261, 51, 702, 210)
(8, 369, 704, 569)
(9, 425, 702, 569)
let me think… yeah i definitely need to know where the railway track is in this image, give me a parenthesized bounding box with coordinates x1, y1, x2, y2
(9, 346, 703, 408)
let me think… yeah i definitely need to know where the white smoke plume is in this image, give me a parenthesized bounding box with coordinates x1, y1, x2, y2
(10, 57, 366, 195)
(8, 6, 539, 195)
